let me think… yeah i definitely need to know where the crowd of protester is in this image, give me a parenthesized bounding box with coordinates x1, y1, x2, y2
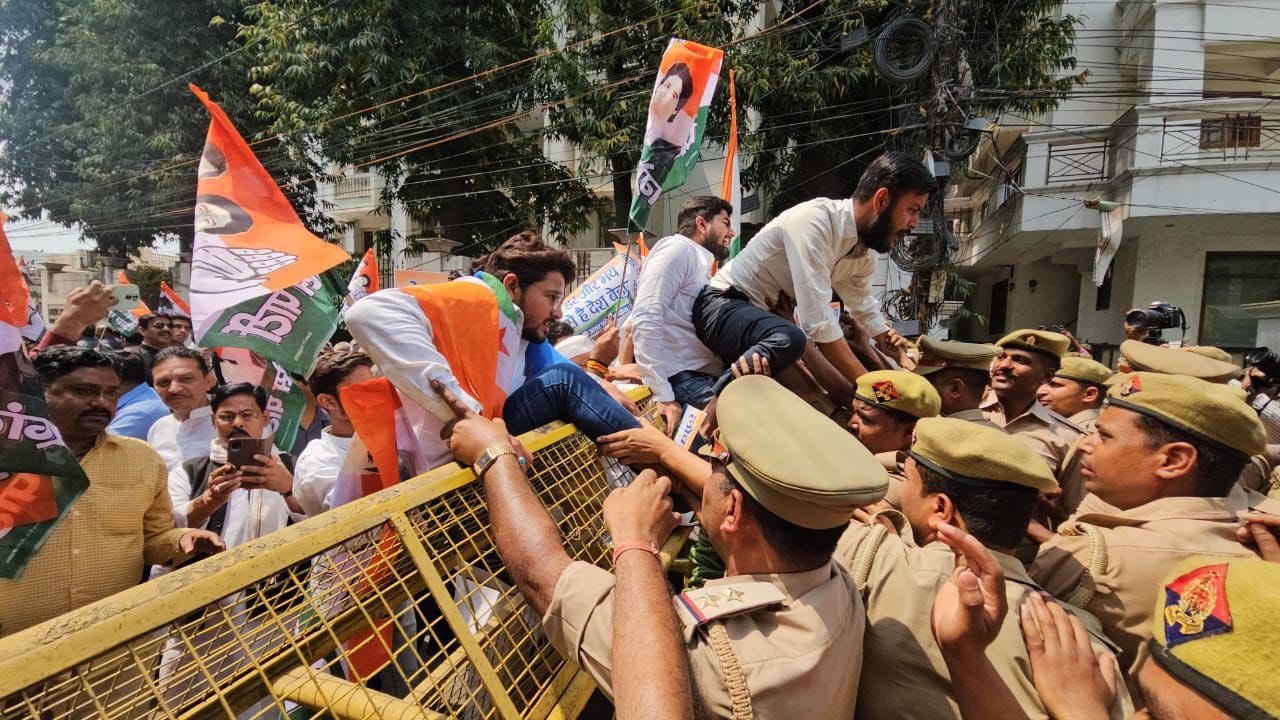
(4, 151, 1280, 718)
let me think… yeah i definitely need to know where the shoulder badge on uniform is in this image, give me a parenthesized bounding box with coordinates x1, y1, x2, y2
(673, 581, 786, 641)
(1163, 563, 1232, 648)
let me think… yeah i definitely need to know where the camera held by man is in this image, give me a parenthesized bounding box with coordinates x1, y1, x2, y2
(1123, 301, 1186, 345)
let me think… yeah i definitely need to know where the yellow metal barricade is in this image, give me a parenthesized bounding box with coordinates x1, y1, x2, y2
(0, 389, 676, 719)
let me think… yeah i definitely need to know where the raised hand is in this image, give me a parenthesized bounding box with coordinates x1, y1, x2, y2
(192, 246, 296, 294)
(929, 519, 1008, 658)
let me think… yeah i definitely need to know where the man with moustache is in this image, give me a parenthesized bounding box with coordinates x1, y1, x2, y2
(692, 152, 937, 407)
(982, 330, 1084, 475)
(0, 347, 223, 637)
(147, 347, 217, 473)
(632, 196, 735, 432)
(127, 313, 175, 383)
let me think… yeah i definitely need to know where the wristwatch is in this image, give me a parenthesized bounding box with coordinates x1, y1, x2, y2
(473, 444, 518, 478)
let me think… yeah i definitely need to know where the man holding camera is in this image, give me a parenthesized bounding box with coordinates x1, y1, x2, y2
(1240, 348, 1280, 496)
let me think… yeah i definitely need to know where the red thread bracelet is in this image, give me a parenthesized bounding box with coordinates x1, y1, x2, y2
(612, 541, 660, 564)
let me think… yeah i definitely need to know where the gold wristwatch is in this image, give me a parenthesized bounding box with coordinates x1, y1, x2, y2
(473, 444, 518, 478)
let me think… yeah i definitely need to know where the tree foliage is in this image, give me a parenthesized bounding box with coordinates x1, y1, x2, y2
(0, 0, 259, 257)
(239, 0, 600, 256)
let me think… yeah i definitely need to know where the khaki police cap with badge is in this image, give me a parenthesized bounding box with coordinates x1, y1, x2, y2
(1056, 356, 1114, 386)
(1107, 372, 1266, 457)
(914, 336, 999, 375)
(1119, 340, 1241, 384)
(854, 370, 942, 419)
(1148, 557, 1280, 720)
(996, 329, 1069, 360)
(716, 375, 888, 529)
(908, 417, 1057, 493)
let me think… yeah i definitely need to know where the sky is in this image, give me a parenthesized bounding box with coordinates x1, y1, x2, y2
(4, 210, 178, 255)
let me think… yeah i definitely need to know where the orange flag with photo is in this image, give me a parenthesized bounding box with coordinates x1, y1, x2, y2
(0, 213, 27, 332)
(187, 84, 347, 347)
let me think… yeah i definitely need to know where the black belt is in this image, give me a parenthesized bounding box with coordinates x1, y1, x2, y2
(669, 370, 717, 387)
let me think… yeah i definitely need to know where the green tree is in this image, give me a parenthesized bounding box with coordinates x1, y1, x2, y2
(127, 264, 173, 310)
(239, 0, 600, 256)
(0, 0, 263, 257)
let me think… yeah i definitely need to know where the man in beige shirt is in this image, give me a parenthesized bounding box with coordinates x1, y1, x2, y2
(913, 335, 1003, 430)
(438, 374, 887, 719)
(1030, 372, 1280, 685)
(982, 330, 1084, 474)
(837, 417, 1131, 720)
(0, 347, 223, 638)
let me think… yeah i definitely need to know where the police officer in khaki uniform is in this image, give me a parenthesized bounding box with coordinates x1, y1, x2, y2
(1037, 355, 1112, 433)
(1029, 372, 1280, 684)
(847, 369, 941, 508)
(443, 374, 888, 720)
(982, 330, 1084, 473)
(913, 336, 1003, 429)
(1037, 356, 1114, 517)
(836, 418, 1133, 720)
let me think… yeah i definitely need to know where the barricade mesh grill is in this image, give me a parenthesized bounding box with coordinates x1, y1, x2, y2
(0, 391, 659, 720)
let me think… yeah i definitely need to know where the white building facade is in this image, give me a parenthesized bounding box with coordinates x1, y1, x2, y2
(949, 0, 1280, 354)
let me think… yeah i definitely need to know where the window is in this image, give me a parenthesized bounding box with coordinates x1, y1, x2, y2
(1200, 115, 1262, 150)
(1200, 253, 1280, 347)
(990, 279, 1009, 335)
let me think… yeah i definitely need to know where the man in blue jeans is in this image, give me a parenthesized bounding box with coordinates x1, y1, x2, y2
(347, 230, 640, 478)
(694, 152, 937, 415)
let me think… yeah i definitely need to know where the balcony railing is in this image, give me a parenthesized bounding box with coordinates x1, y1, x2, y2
(333, 174, 374, 200)
(1159, 113, 1280, 163)
(1046, 139, 1108, 184)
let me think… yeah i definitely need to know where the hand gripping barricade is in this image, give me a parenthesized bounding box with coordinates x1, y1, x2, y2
(0, 389, 683, 720)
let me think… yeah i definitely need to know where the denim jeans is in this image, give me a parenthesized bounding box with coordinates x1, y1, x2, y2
(503, 363, 641, 438)
(692, 286, 807, 395)
(670, 371, 717, 410)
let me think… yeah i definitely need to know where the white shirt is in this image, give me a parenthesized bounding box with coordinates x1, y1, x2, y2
(631, 234, 723, 402)
(147, 405, 217, 473)
(710, 197, 887, 344)
(293, 429, 354, 518)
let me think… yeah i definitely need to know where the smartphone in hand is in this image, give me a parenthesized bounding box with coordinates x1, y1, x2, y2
(109, 284, 142, 312)
(227, 437, 269, 469)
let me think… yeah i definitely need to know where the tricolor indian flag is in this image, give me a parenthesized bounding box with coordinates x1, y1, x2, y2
(0, 214, 90, 579)
(187, 84, 348, 377)
(629, 38, 724, 232)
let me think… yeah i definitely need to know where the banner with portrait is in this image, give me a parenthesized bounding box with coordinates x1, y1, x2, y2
(628, 39, 723, 232)
(187, 84, 348, 375)
(342, 248, 380, 317)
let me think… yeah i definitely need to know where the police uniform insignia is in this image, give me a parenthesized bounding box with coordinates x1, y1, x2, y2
(1163, 564, 1232, 647)
(674, 581, 787, 641)
(1023, 334, 1037, 345)
(872, 381, 899, 403)
(1121, 375, 1143, 396)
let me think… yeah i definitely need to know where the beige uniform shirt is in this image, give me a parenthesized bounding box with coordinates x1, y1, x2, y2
(835, 516, 1131, 720)
(1056, 408, 1101, 516)
(982, 397, 1084, 473)
(543, 559, 863, 719)
(1030, 486, 1280, 672)
(876, 450, 907, 508)
(946, 407, 1005, 430)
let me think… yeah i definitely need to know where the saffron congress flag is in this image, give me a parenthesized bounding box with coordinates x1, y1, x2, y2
(187, 84, 348, 376)
(629, 38, 723, 231)
(342, 248, 380, 316)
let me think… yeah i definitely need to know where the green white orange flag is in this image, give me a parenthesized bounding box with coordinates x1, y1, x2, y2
(342, 248, 379, 316)
(0, 214, 28, 355)
(721, 68, 744, 258)
(0, 215, 91, 578)
(629, 39, 723, 232)
(187, 84, 348, 376)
